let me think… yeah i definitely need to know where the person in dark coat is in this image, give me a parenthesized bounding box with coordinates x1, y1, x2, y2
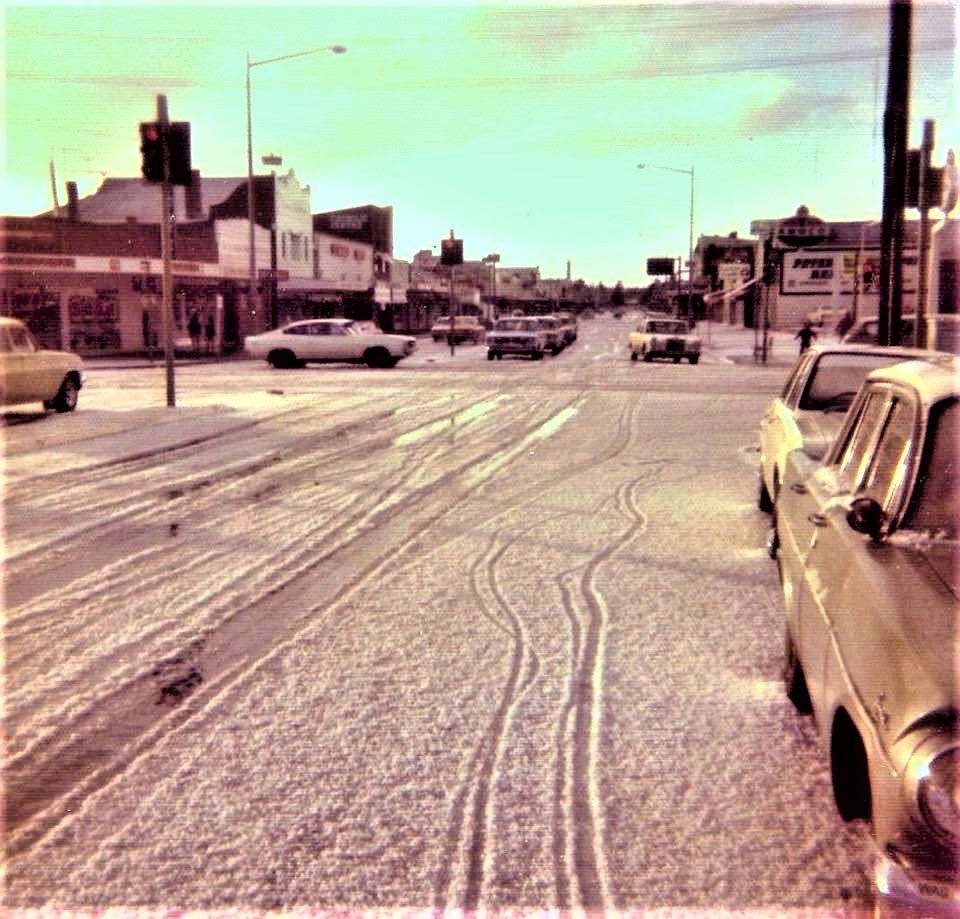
(205, 314, 215, 354)
(188, 310, 201, 354)
(795, 321, 817, 354)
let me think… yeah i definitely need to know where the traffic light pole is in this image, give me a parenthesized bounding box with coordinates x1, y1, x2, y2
(157, 94, 176, 406)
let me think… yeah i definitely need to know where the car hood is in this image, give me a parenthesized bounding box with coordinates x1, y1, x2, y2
(794, 411, 845, 460)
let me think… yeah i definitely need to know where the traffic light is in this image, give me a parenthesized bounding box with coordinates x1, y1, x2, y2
(905, 149, 944, 210)
(441, 236, 463, 266)
(138, 121, 192, 186)
(139, 121, 164, 182)
(167, 122, 192, 187)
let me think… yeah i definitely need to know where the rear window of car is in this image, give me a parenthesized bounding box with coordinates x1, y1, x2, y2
(904, 398, 959, 533)
(800, 353, 907, 411)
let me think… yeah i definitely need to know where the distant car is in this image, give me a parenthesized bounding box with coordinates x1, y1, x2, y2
(628, 317, 700, 363)
(776, 354, 959, 909)
(537, 315, 565, 354)
(486, 316, 547, 360)
(842, 314, 916, 346)
(0, 316, 85, 412)
(430, 315, 485, 343)
(244, 318, 416, 369)
(556, 311, 578, 346)
(757, 343, 931, 551)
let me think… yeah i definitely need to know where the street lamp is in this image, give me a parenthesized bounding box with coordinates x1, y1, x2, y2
(246, 44, 346, 325)
(637, 163, 695, 321)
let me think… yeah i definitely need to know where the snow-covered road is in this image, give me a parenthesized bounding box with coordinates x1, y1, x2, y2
(3, 322, 874, 913)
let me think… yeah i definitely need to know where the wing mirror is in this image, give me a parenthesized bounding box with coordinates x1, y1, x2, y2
(847, 497, 888, 541)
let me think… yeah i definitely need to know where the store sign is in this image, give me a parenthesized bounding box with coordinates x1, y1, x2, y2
(776, 207, 829, 248)
(784, 252, 918, 295)
(718, 263, 751, 290)
(783, 254, 837, 293)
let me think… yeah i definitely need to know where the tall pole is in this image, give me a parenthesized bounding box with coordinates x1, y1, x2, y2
(157, 94, 176, 407)
(637, 162, 695, 322)
(246, 52, 259, 328)
(246, 45, 346, 332)
(688, 165, 695, 323)
(878, 0, 911, 346)
(915, 119, 935, 349)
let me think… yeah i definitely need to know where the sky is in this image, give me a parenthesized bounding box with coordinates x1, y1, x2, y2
(3, 1, 957, 287)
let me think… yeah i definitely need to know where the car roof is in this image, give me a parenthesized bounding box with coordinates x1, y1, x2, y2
(288, 318, 350, 326)
(804, 342, 932, 360)
(863, 354, 960, 404)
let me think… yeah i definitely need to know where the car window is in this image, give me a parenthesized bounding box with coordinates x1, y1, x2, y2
(857, 396, 914, 509)
(781, 351, 814, 405)
(904, 398, 959, 533)
(8, 326, 36, 353)
(800, 353, 905, 411)
(285, 325, 309, 336)
(836, 390, 891, 483)
(0, 328, 11, 353)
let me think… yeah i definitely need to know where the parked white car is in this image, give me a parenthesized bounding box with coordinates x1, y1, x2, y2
(486, 316, 548, 360)
(757, 342, 931, 556)
(245, 319, 416, 369)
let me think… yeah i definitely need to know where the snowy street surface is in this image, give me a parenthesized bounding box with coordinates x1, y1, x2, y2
(3, 318, 874, 913)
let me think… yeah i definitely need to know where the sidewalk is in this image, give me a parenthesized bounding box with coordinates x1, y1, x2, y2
(699, 321, 809, 368)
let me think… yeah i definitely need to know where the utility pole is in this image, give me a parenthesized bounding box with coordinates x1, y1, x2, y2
(915, 119, 935, 349)
(157, 94, 176, 407)
(878, 0, 911, 346)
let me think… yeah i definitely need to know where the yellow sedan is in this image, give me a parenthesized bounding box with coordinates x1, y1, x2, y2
(0, 317, 85, 412)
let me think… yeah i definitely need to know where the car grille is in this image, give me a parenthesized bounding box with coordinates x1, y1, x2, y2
(666, 338, 684, 352)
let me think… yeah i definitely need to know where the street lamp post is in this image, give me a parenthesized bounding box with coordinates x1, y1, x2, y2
(637, 163, 695, 322)
(246, 44, 346, 327)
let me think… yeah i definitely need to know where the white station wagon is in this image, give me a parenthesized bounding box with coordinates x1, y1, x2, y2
(245, 318, 416, 369)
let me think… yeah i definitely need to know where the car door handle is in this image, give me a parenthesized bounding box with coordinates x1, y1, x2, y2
(808, 512, 827, 527)
(791, 482, 808, 495)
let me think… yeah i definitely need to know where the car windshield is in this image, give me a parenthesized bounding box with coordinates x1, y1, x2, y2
(646, 321, 684, 334)
(801, 353, 908, 412)
(904, 398, 959, 533)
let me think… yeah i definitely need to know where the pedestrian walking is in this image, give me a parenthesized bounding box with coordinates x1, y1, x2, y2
(795, 321, 817, 354)
(205, 313, 215, 355)
(188, 310, 201, 355)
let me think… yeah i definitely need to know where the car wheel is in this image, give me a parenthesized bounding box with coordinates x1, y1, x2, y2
(758, 474, 774, 513)
(630, 351, 639, 362)
(784, 628, 812, 713)
(689, 354, 700, 365)
(673, 356, 681, 363)
(531, 349, 544, 360)
(52, 374, 80, 412)
(642, 351, 652, 362)
(487, 350, 496, 361)
(364, 347, 393, 368)
(268, 349, 298, 369)
(831, 712, 872, 822)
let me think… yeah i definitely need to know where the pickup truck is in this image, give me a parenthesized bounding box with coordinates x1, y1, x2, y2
(628, 317, 701, 364)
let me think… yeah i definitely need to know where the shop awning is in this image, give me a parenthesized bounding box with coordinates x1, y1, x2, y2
(703, 276, 758, 306)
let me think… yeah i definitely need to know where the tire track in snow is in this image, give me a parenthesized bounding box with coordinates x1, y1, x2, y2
(3, 391, 587, 858)
(554, 477, 649, 910)
(434, 400, 649, 910)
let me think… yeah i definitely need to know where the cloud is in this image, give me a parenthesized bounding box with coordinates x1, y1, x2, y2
(739, 85, 861, 139)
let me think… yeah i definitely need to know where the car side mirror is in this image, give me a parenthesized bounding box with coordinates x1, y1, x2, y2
(847, 497, 887, 541)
